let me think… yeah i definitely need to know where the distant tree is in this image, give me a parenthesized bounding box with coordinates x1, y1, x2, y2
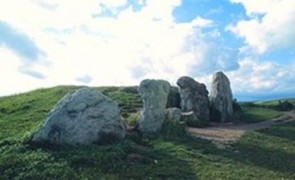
(278, 100, 293, 111)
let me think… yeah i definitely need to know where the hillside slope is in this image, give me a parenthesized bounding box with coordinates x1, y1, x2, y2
(0, 86, 294, 179)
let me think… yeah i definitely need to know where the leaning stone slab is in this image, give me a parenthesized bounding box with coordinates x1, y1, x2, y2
(177, 76, 210, 127)
(32, 87, 126, 145)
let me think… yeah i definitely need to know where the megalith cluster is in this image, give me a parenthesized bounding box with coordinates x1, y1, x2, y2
(32, 71, 234, 145)
(137, 71, 234, 134)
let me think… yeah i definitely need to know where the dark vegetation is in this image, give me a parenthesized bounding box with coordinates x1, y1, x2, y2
(0, 86, 294, 179)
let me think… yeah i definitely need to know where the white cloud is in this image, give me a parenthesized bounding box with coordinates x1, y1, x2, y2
(227, 58, 295, 97)
(1, 0, 291, 100)
(1, 0, 223, 96)
(229, 0, 295, 53)
(0, 48, 51, 96)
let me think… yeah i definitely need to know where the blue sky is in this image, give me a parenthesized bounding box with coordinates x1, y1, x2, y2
(0, 0, 294, 101)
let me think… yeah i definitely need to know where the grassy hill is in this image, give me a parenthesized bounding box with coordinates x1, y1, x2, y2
(0, 86, 294, 179)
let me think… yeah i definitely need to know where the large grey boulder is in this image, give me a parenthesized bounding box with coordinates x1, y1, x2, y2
(138, 79, 170, 134)
(177, 76, 210, 126)
(210, 71, 233, 122)
(32, 87, 126, 145)
(166, 86, 181, 108)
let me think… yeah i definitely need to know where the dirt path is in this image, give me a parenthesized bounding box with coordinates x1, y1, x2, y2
(187, 111, 295, 144)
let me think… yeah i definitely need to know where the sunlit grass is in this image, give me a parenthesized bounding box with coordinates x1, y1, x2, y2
(0, 86, 294, 179)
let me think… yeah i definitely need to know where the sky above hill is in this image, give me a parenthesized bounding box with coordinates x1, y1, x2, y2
(0, 0, 294, 101)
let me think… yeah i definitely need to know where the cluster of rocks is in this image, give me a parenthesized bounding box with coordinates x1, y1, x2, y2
(137, 72, 234, 133)
(31, 71, 234, 145)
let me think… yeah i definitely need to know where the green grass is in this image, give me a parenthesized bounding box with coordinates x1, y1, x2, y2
(255, 98, 295, 106)
(239, 106, 283, 123)
(0, 86, 80, 140)
(100, 87, 142, 118)
(0, 86, 294, 179)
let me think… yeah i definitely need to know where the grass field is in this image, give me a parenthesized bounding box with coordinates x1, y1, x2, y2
(254, 98, 295, 106)
(239, 106, 283, 123)
(0, 86, 294, 179)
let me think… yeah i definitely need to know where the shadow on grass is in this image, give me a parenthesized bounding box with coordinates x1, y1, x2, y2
(259, 121, 295, 141)
(164, 128, 295, 176)
(25, 138, 198, 180)
(229, 140, 295, 173)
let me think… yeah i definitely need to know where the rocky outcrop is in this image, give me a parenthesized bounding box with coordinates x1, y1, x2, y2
(166, 86, 181, 108)
(138, 79, 170, 133)
(210, 72, 233, 122)
(32, 87, 126, 145)
(177, 76, 210, 126)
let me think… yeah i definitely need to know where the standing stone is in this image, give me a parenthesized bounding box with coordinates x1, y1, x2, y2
(177, 76, 210, 126)
(210, 71, 233, 122)
(166, 86, 181, 108)
(138, 79, 170, 133)
(32, 87, 126, 145)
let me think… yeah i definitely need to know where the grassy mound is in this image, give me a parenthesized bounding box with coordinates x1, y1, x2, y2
(0, 86, 294, 179)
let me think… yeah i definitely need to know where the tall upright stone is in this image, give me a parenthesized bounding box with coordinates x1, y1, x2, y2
(210, 71, 233, 122)
(31, 87, 126, 145)
(138, 79, 170, 134)
(177, 76, 210, 126)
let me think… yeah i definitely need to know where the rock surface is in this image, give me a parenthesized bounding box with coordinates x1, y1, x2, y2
(138, 79, 170, 133)
(210, 71, 233, 122)
(32, 87, 125, 145)
(181, 111, 200, 127)
(165, 108, 182, 123)
(166, 86, 181, 108)
(177, 76, 210, 126)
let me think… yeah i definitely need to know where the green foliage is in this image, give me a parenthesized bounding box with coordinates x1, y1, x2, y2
(126, 112, 140, 127)
(99, 86, 142, 118)
(121, 86, 139, 94)
(160, 120, 186, 138)
(0, 86, 294, 179)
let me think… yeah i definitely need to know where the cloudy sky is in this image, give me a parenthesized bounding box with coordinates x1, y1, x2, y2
(0, 0, 294, 101)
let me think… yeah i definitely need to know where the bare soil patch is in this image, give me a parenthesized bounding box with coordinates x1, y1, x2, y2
(187, 111, 295, 145)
